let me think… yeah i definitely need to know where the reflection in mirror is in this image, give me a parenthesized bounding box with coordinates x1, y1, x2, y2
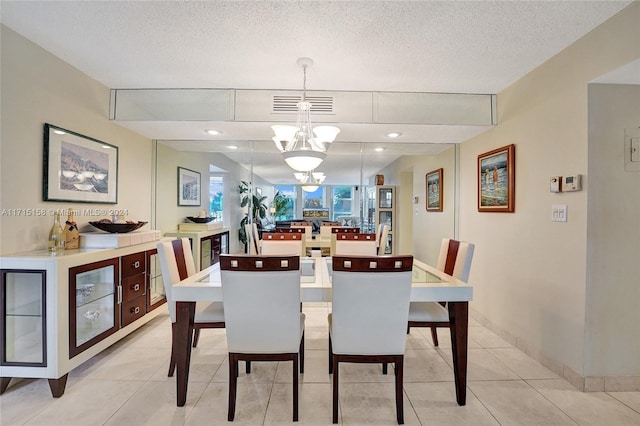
(153, 139, 456, 263)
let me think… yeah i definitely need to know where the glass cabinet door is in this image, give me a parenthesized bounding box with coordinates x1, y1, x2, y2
(69, 258, 119, 358)
(1, 270, 46, 366)
(146, 249, 166, 311)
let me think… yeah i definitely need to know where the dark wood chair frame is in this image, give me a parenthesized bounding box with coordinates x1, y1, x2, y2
(166, 239, 225, 377)
(407, 239, 462, 346)
(221, 255, 305, 422)
(329, 255, 413, 425)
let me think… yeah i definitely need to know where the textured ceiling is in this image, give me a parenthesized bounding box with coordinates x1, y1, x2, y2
(1, 0, 634, 184)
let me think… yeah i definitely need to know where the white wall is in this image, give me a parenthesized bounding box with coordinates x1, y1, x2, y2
(0, 26, 152, 255)
(458, 3, 639, 389)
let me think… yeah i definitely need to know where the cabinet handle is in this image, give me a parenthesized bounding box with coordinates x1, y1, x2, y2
(133, 283, 140, 292)
(117, 286, 122, 304)
(131, 306, 140, 314)
(133, 261, 141, 269)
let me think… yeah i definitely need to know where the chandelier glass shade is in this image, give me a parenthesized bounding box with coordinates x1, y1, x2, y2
(295, 170, 326, 192)
(272, 58, 340, 172)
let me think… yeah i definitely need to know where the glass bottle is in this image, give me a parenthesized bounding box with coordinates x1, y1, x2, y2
(65, 209, 80, 249)
(48, 212, 65, 254)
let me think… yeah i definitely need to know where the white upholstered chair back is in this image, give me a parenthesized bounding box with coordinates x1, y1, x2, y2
(377, 224, 390, 255)
(334, 233, 378, 256)
(157, 238, 197, 322)
(436, 238, 475, 282)
(330, 255, 413, 355)
(319, 222, 341, 240)
(220, 255, 303, 353)
(261, 233, 304, 256)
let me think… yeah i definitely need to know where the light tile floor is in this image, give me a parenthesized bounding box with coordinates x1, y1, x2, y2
(1, 303, 639, 425)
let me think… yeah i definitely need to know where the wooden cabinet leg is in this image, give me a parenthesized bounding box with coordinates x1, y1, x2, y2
(48, 374, 68, 397)
(1, 377, 11, 394)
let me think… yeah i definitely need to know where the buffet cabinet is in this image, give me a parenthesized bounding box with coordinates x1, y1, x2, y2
(164, 228, 230, 271)
(0, 241, 167, 397)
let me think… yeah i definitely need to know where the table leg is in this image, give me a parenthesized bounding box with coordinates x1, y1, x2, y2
(448, 301, 468, 406)
(175, 301, 196, 406)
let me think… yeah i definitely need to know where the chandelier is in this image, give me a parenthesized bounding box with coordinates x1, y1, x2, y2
(272, 57, 340, 172)
(294, 171, 326, 192)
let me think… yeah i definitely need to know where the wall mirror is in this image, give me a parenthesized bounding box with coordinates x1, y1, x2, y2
(153, 139, 457, 263)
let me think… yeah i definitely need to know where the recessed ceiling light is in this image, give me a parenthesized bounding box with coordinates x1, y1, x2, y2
(374, 147, 385, 152)
(387, 132, 402, 138)
(205, 129, 221, 135)
(226, 145, 238, 150)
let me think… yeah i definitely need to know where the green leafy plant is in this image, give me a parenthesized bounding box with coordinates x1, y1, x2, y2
(238, 181, 268, 247)
(272, 190, 289, 221)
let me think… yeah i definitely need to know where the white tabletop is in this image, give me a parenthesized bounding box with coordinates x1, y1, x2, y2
(172, 257, 472, 303)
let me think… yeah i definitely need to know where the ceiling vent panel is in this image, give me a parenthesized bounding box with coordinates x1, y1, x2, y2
(373, 92, 495, 126)
(235, 89, 373, 123)
(110, 89, 234, 121)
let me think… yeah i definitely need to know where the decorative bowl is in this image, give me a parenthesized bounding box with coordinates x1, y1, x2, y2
(89, 221, 147, 233)
(77, 283, 95, 298)
(84, 309, 102, 320)
(186, 217, 215, 224)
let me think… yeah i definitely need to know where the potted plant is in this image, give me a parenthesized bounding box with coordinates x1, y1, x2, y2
(238, 181, 268, 250)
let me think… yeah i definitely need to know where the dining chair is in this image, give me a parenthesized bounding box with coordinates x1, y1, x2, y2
(290, 221, 313, 242)
(407, 238, 474, 346)
(377, 224, 390, 256)
(329, 255, 414, 424)
(220, 255, 305, 422)
(333, 233, 378, 256)
(261, 232, 304, 256)
(156, 238, 225, 376)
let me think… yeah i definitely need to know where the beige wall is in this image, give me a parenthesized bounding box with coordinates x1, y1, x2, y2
(586, 83, 640, 379)
(378, 146, 457, 264)
(0, 26, 152, 255)
(458, 3, 639, 388)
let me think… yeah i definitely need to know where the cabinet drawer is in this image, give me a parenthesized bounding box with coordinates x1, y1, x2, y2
(121, 252, 145, 278)
(122, 273, 146, 303)
(122, 295, 146, 326)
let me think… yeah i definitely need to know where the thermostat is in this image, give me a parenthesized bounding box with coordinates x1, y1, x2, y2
(562, 174, 582, 192)
(550, 176, 561, 193)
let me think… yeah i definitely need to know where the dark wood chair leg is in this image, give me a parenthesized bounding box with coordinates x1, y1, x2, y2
(332, 356, 339, 423)
(300, 331, 305, 374)
(0, 377, 11, 394)
(430, 327, 439, 347)
(328, 335, 333, 374)
(293, 356, 299, 421)
(395, 357, 404, 424)
(168, 323, 177, 377)
(192, 327, 201, 348)
(48, 374, 68, 398)
(228, 354, 238, 421)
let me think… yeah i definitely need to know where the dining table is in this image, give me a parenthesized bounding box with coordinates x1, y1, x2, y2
(171, 256, 473, 407)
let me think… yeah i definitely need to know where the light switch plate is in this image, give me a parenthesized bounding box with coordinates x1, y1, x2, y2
(552, 204, 567, 222)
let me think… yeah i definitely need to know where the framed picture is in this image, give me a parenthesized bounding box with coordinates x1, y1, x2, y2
(43, 123, 118, 204)
(177, 167, 201, 206)
(426, 168, 443, 212)
(478, 144, 515, 212)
